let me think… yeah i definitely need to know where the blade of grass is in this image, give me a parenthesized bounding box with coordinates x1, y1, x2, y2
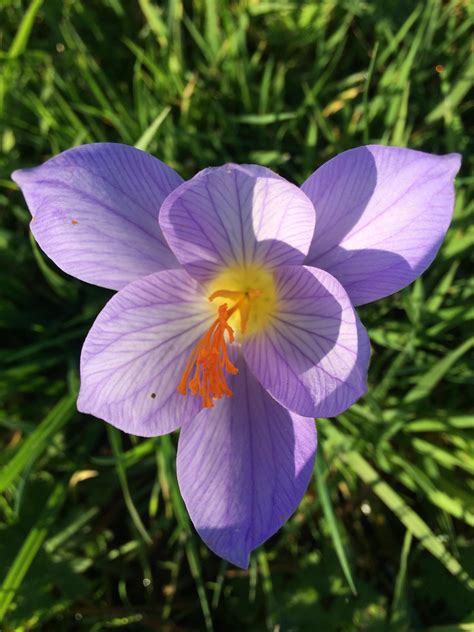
(342, 450, 473, 589)
(134, 106, 172, 151)
(0, 480, 68, 621)
(7, 0, 44, 59)
(390, 530, 413, 624)
(362, 41, 379, 144)
(427, 624, 474, 632)
(404, 337, 474, 404)
(159, 435, 214, 632)
(107, 426, 152, 546)
(0, 393, 76, 494)
(257, 549, 275, 632)
(211, 559, 228, 609)
(315, 455, 357, 595)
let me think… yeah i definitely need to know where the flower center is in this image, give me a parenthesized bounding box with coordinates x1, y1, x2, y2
(178, 265, 277, 408)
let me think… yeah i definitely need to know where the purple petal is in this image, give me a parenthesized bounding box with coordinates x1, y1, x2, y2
(77, 269, 214, 437)
(243, 265, 370, 417)
(12, 143, 183, 290)
(302, 145, 461, 305)
(177, 356, 316, 568)
(159, 164, 316, 282)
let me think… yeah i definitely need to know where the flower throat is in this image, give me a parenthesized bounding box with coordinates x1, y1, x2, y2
(178, 265, 277, 408)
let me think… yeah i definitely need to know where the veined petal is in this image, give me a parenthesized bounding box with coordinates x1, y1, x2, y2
(302, 145, 461, 305)
(177, 356, 316, 568)
(12, 143, 183, 290)
(243, 265, 369, 418)
(78, 269, 214, 437)
(160, 164, 316, 281)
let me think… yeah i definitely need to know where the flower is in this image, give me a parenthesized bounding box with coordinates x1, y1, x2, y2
(12, 143, 461, 567)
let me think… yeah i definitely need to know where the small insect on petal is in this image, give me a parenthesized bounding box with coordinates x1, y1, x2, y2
(71, 219, 78, 225)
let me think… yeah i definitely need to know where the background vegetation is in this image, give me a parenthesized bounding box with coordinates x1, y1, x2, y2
(1, 0, 473, 629)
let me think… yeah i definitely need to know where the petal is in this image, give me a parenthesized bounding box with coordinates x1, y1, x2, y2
(302, 145, 461, 305)
(159, 164, 316, 281)
(77, 269, 214, 437)
(177, 356, 316, 568)
(243, 265, 370, 417)
(12, 143, 183, 290)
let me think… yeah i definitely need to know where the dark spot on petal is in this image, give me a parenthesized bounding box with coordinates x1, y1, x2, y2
(150, 393, 156, 398)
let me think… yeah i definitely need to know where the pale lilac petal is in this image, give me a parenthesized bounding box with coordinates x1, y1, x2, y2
(302, 146, 461, 305)
(77, 269, 214, 437)
(177, 356, 316, 568)
(12, 143, 183, 290)
(243, 265, 369, 417)
(159, 164, 316, 281)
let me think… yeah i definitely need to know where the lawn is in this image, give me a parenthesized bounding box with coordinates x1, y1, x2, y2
(0, 0, 473, 630)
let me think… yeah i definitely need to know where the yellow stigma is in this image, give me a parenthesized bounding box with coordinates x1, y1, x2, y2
(207, 264, 277, 336)
(178, 264, 277, 407)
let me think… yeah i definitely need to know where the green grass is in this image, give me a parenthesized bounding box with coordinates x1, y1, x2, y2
(1, 0, 473, 629)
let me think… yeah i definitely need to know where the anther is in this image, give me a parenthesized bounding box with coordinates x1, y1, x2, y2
(178, 302, 238, 408)
(178, 286, 262, 407)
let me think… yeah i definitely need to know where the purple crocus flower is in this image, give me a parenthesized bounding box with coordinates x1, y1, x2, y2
(12, 144, 460, 567)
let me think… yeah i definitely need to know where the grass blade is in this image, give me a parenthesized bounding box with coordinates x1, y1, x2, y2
(404, 338, 474, 404)
(391, 529, 413, 624)
(0, 481, 68, 621)
(0, 393, 76, 494)
(107, 426, 153, 546)
(160, 435, 214, 632)
(315, 455, 357, 595)
(7, 0, 44, 59)
(342, 450, 474, 589)
(134, 106, 172, 151)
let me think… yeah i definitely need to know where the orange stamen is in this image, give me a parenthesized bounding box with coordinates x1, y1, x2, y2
(178, 301, 241, 408)
(178, 287, 266, 408)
